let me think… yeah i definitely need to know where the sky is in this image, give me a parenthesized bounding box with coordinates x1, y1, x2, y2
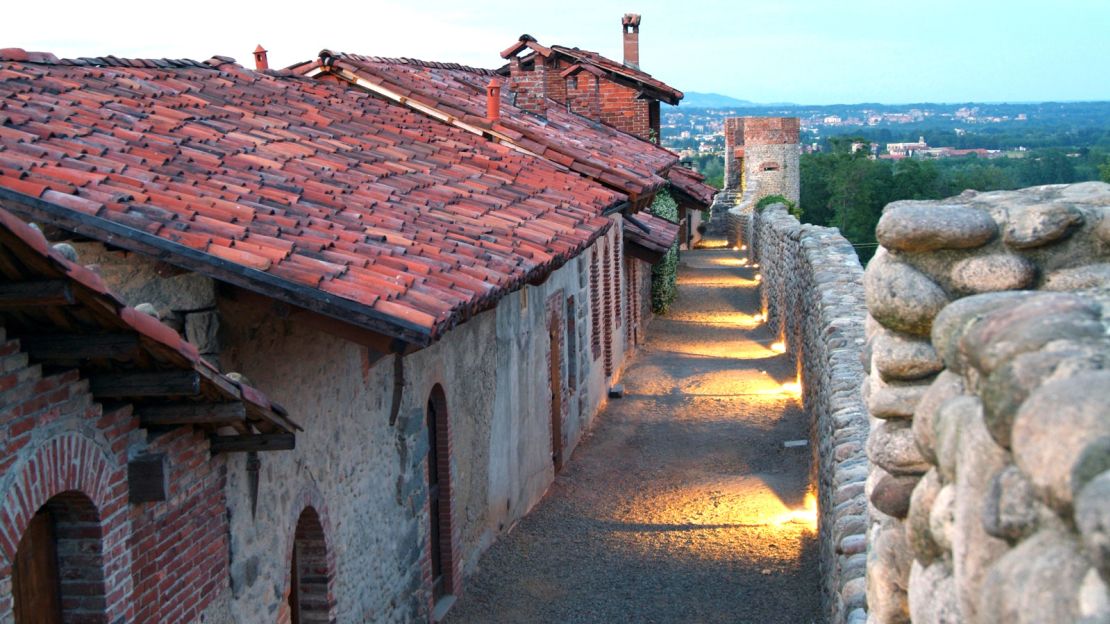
(3, 0, 1108, 105)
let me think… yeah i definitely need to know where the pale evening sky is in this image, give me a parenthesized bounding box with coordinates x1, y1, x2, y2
(3, 0, 1108, 105)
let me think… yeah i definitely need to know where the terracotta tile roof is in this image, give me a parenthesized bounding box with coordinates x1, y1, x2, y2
(292, 53, 677, 204)
(0, 205, 297, 434)
(0, 51, 622, 345)
(623, 211, 678, 263)
(667, 166, 717, 207)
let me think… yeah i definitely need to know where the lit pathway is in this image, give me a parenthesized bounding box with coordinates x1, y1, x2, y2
(445, 243, 821, 624)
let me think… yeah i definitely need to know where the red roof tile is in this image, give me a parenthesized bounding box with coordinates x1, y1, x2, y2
(667, 166, 717, 207)
(293, 53, 677, 204)
(623, 211, 678, 263)
(0, 52, 622, 345)
(0, 205, 296, 433)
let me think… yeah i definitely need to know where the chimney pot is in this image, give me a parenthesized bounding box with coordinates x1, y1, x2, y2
(622, 13, 641, 69)
(253, 44, 268, 71)
(486, 78, 502, 122)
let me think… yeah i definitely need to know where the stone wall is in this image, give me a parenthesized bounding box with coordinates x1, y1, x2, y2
(861, 182, 1110, 623)
(747, 203, 870, 624)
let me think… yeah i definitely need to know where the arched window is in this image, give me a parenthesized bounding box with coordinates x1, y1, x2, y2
(288, 507, 330, 624)
(426, 385, 455, 605)
(12, 491, 106, 623)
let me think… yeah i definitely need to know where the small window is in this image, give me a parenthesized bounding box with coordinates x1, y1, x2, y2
(760, 161, 781, 172)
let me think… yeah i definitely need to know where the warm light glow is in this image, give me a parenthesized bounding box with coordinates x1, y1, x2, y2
(753, 314, 763, 323)
(609, 477, 818, 564)
(770, 341, 786, 354)
(676, 275, 759, 288)
(754, 274, 762, 282)
(732, 245, 740, 251)
(780, 381, 802, 396)
(662, 311, 764, 329)
(741, 245, 748, 251)
(709, 257, 748, 268)
(773, 492, 818, 530)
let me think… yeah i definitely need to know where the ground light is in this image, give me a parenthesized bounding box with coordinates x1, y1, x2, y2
(770, 341, 786, 354)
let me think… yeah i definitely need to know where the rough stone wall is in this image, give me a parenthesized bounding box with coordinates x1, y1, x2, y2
(747, 204, 870, 624)
(215, 229, 627, 622)
(0, 330, 234, 623)
(861, 182, 1110, 623)
(71, 242, 220, 357)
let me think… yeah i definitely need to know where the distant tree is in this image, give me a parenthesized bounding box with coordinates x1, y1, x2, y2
(891, 159, 940, 199)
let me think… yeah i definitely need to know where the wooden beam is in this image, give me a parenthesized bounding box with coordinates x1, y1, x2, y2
(89, 371, 200, 398)
(209, 433, 295, 453)
(0, 280, 74, 309)
(138, 402, 246, 426)
(22, 333, 138, 360)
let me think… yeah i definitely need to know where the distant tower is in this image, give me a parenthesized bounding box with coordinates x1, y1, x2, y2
(723, 117, 800, 203)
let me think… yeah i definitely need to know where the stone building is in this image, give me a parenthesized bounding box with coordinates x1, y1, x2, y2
(0, 47, 681, 623)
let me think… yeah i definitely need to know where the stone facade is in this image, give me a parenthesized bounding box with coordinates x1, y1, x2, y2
(46, 218, 648, 622)
(733, 194, 870, 624)
(861, 182, 1110, 623)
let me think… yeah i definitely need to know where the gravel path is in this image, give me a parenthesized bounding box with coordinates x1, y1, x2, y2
(445, 247, 821, 624)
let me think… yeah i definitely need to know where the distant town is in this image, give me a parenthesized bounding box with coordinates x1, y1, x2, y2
(662, 99, 1110, 161)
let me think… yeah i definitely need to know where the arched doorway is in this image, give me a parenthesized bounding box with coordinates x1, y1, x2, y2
(288, 507, 330, 624)
(426, 385, 455, 605)
(12, 491, 106, 624)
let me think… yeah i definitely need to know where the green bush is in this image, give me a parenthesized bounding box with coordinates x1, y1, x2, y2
(647, 190, 679, 314)
(755, 194, 802, 219)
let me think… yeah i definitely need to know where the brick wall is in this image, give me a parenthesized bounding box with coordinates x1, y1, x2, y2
(0, 329, 233, 623)
(508, 58, 547, 115)
(565, 73, 601, 121)
(598, 80, 650, 140)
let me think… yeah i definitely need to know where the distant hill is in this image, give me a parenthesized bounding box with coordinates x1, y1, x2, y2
(674, 92, 761, 108)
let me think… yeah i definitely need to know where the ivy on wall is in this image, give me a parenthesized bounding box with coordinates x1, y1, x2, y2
(648, 189, 679, 314)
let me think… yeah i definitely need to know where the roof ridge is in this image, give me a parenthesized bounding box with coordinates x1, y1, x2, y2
(333, 52, 497, 76)
(0, 48, 237, 70)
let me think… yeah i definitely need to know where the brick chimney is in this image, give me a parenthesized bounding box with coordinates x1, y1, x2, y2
(507, 38, 548, 115)
(253, 45, 268, 71)
(486, 78, 501, 122)
(622, 14, 641, 69)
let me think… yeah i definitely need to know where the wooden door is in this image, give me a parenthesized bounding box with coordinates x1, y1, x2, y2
(549, 321, 563, 473)
(13, 510, 62, 624)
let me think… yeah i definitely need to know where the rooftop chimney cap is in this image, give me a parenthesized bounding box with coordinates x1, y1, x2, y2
(318, 49, 335, 67)
(622, 13, 641, 29)
(518, 34, 537, 43)
(253, 45, 269, 71)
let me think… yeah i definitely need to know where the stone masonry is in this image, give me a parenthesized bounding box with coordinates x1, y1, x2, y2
(861, 181, 1110, 623)
(727, 187, 870, 623)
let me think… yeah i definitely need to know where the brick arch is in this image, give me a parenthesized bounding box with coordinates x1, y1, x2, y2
(279, 487, 337, 624)
(0, 433, 130, 621)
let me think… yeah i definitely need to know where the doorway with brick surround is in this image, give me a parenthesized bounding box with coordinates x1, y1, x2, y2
(426, 384, 458, 617)
(13, 491, 106, 624)
(443, 246, 820, 624)
(289, 507, 330, 624)
(548, 314, 564, 473)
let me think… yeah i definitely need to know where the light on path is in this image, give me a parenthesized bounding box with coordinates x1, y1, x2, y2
(770, 341, 786, 354)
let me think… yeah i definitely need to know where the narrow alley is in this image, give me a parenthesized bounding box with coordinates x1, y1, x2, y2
(445, 244, 821, 624)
